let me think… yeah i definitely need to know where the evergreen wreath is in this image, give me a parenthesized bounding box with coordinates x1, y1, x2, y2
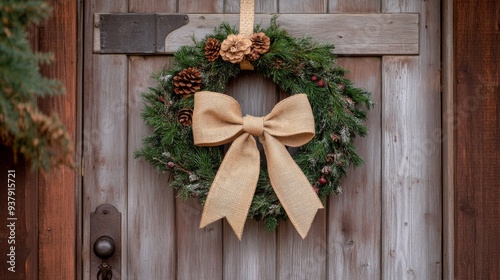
(136, 17, 372, 231)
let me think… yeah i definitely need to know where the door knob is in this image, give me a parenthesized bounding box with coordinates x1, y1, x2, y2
(93, 235, 115, 259)
(91, 204, 121, 279)
(93, 236, 115, 280)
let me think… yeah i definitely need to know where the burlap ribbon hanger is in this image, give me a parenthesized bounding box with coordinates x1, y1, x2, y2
(193, 91, 324, 239)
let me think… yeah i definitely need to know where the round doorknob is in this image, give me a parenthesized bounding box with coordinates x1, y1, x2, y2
(93, 235, 115, 259)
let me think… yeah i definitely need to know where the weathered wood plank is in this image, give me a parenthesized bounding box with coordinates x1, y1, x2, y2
(328, 57, 382, 280)
(224, 71, 278, 279)
(167, 13, 418, 56)
(83, 0, 128, 279)
(455, 0, 500, 278)
(176, 198, 223, 280)
(224, 0, 278, 13)
(221, 5, 279, 278)
(37, 0, 77, 278)
(382, 1, 441, 279)
(129, 0, 175, 12)
(223, 221, 277, 280)
(277, 213, 327, 279)
(327, 3, 381, 278)
(329, 0, 380, 13)
(175, 2, 223, 280)
(178, 0, 224, 13)
(127, 56, 176, 279)
(442, 1, 454, 279)
(93, 13, 418, 55)
(278, 0, 326, 13)
(165, 13, 417, 55)
(276, 2, 326, 279)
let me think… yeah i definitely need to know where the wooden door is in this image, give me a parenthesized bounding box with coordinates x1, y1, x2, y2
(83, 0, 441, 279)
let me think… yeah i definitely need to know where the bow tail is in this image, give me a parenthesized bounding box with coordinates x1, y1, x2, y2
(261, 133, 324, 239)
(199, 134, 260, 240)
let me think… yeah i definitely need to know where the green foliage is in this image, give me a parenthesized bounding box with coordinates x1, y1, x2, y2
(0, 0, 73, 170)
(135, 16, 372, 230)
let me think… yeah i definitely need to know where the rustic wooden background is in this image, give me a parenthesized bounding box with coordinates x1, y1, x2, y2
(82, 0, 442, 279)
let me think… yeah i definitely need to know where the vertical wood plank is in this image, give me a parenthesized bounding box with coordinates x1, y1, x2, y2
(328, 57, 381, 280)
(382, 1, 441, 279)
(442, 0, 454, 279)
(328, 1, 381, 278)
(127, 56, 176, 279)
(278, 0, 326, 13)
(175, 2, 223, 280)
(222, 4, 280, 279)
(455, 0, 500, 279)
(223, 221, 276, 280)
(224, 72, 278, 280)
(126, 1, 176, 279)
(37, 0, 77, 278)
(83, 0, 128, 279)
(0, 150, 38, 280)
(176, 198, 223, 280)
(278, 213, 327, 279)
(276, 2, 327, 280)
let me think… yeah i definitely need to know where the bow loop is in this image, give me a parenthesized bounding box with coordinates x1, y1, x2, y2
(193, 91, 323, 239)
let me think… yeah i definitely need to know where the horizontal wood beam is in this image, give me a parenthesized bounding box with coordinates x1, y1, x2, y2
(94, 13, 419, 56)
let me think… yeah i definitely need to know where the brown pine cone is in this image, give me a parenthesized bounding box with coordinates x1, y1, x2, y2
(220, 34, 252, 63)
(173, 68, 202, 96)
(250, 32, 270, 54)
(246, 50, 260, 61)
(205, 38, 221, 62)
(177, 108, 193, 126)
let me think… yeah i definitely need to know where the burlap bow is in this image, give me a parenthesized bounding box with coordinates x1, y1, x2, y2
(193, 91, 324, 239)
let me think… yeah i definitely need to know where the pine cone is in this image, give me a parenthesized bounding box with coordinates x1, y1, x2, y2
(220, 34, 252, 63)
(205, 38, 221, 62)
(251, 32, 270, 54)
(246, 51, 260, 62)
(246, 33, 270, 61)
(177, 108, 193, 126)
(173, 68, 202, 96)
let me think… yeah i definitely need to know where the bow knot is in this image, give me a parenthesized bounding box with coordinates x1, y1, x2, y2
(193, 91, 324, 239)
(243, 115, 264, 136)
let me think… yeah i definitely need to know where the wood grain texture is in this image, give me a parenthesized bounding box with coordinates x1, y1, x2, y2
(127, 56, 176, 279)
(163, 13, 418, 55)
(382, 1, 442, 279)
(83, 0, 128, 279)
(224, 72, 278, 279)
(276, 2, 326, 279)
(129, 0, 175, 12)
(223, 221, 277, 280)
(277, 212, 327, 280)
(178, 0, 224, 13)
(224, 0, 278, 13)
(442, 1, 454, 279)
(176, 198, 223, 280)
(329, 0, 380, 13)
(175, 3, 223, 279)
(455, 0, 500, 279)
(0, 149, 38, 280)
(278, 0, 326, 13)
(328, 1, 381, 278)
(37, 0, 77, 278)
(328, 57, 381, 280)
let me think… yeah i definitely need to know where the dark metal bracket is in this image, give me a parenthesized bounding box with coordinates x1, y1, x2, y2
(90, 204, 122, 279)
(95, 13, 189, 54)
